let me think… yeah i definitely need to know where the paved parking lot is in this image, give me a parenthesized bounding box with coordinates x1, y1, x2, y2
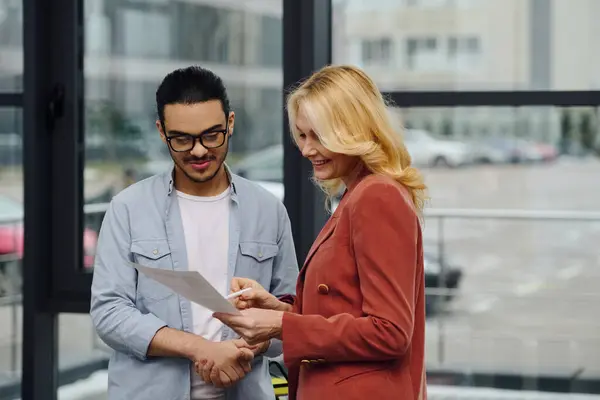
(421, 158, 600, 380)
(0, 306, 107, 387)
(0, 157, 599, 391)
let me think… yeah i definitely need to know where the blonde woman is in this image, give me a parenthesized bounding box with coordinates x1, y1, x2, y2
(211, 65, 428, 400)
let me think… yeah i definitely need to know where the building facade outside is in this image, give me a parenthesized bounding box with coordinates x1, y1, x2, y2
(333, 0, 600, 147)
(2, 0, 600, 168)
(0, 0, 284, 170)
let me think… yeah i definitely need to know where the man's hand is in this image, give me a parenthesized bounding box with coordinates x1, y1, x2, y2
(229, 277, 290, 311)
(197, 339, 267, 386)
(192, 340, 254, 388)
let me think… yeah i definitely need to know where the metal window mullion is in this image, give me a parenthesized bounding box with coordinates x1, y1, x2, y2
(22, 0, 60, 398)
(282, 0, 331, 265)
(384, 90, 600, 108)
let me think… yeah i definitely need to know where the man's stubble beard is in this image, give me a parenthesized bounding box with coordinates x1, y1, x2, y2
(171, 144, 229, 184)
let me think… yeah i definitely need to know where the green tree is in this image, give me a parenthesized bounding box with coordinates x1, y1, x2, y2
(560, 110, 572, 154)
(579, 111, 596, 152)
(86, 100, 143, 161)
(422, 120, 434, 134)
(463, 125, 472, 138)
(441, 118, 453, 137)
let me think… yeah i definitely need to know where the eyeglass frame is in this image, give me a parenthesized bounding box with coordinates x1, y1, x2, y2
(164, 121, 230, 153)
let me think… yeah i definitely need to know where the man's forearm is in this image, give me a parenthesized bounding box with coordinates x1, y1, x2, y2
(147, 326, 206, 359)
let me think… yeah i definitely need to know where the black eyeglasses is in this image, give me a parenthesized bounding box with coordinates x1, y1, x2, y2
(166, 129, 228, 152)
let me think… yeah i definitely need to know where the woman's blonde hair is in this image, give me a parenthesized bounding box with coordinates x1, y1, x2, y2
(286, 64, 428, 214)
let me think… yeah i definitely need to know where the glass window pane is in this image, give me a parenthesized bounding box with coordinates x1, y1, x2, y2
(58, 313, 110, 397)
(78, 1, 284, 395)
(0, 0, 23, 92)
(389, 105, 600, 393)
(0, 107, 22, 391)
(82, 0, 284, 274)
(333, 0, 600, 91)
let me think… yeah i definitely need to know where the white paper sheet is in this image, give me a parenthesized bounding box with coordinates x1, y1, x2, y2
(131, 262, 241, 315)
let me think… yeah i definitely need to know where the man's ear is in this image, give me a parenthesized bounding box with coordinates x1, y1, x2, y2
(228, 111, 235, 136)
(156, 120, 166, 143)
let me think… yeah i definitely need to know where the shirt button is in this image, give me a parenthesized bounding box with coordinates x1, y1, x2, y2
(258, 251, 263, 258)
(317, 284, 329, 295)
(152, 249, 159, 255)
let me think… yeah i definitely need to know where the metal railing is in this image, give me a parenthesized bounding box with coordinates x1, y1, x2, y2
(424, 206, 600, 299)
(0, 205, 109, 383)
(422, 207, 600, 389)
(1, 204, 600, 393)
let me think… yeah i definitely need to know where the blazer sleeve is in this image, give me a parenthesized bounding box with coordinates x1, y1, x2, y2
(282, 181, 419, 364)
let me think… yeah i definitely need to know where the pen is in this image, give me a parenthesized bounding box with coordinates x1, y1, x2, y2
(225, 287, 252, 299)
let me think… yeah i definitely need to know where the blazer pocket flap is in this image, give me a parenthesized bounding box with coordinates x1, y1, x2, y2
(335, 366, 389, 386)
(131, 240, 171, 261)
(239, 242, 278, 262)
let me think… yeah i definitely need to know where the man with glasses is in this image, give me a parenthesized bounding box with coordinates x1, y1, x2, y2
(90, 66, 298, 400)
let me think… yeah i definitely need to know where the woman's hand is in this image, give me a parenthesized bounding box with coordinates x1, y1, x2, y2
(229, 277, 286, 311)
(213, 308, 284, 346)
(232, 338, 271, 357)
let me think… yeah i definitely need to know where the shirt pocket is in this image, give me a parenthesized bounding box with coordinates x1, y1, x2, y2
(131, 239, 175, 303)
(237, 241, 278, 289)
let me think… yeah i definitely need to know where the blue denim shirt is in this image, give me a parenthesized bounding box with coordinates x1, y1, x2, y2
(90, 163, 298, 400)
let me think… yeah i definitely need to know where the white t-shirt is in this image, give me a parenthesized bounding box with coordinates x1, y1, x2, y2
(177, 187, 231, 400)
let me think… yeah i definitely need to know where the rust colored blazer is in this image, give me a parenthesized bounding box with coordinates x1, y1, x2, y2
(281, 171, 427, 400)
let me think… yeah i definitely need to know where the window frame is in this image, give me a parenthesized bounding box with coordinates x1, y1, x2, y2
(385, 90, 600, 108)
(18, 0, 600, 398)
(21, 0, 85, 397)
(37, 0, 600, 309)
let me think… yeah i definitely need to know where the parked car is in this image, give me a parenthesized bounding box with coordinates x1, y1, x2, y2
(478, 138, 558, 164)
(0, 194, 98, 269)
(530, 141, 559, 162)
(471, 138, 516, 164)
(232, 130, 475, 180)
(514, 139, 545, 163)
(403, 129, 473, 168)
(474, 137, 532, 164)
(423, 253, 463, 313)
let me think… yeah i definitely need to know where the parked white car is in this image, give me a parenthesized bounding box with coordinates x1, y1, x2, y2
(403, 129, 472, 168)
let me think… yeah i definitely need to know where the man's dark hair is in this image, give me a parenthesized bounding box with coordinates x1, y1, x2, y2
(156, 66, 230, 127)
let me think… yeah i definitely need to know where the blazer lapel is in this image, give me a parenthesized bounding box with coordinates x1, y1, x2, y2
(302, 216, 337, 269)
(297, 200, 345, 280)
(298, 167, 372, 279)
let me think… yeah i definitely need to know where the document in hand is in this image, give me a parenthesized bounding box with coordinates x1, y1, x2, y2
(131, 262, 241, 315)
